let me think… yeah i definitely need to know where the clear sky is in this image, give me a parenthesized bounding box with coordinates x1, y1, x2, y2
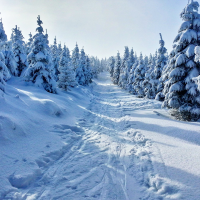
(1, 0, 189, 59)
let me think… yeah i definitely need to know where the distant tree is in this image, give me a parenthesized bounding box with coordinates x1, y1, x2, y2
(113, 52, 121, 85)
(51, 37, 59, 81)
(118, 46, 129, 87)
(76, 48, 86, 85)
(26, 32, 33, 56)
(133, 53, 146, 97)
(109, 56, 115, 77)
(72, 43, 80, 72)
(24, 15, 57, 94)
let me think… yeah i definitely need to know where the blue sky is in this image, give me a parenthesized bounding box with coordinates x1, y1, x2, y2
(1, 0, 189, 58)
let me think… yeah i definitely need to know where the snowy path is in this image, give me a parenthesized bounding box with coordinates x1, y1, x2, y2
(12, 72, 200, 200)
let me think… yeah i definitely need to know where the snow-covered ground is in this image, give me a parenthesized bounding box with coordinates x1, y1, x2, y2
(1, 72, 200, 200)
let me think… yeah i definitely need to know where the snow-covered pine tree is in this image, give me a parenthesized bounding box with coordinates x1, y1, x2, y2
(57, 43, 62, 58)
(3, 40, 18, 76)
(76, 48, 86, 85)
(72, 43, 80, 72)
(51, 37, 59, 81)
(24, 15, 57, 94)
(109, 56, 115, 77)
(133, 53, 146, 97)
(142, 54, 155, 98)
(163, 1, 200, 121)
(12, 26, 28, 76)
(58, 45, 77, 90)
(85, 55, 93, 85)
(127, 59, 138, 94)
(26, 32, 33, 56)
(112, 52, 121, 85)
(0, 18, 7, 43)
(118, 47, 129, 87)
(147, 33, 167, 100)
(0, 18, 11, 81)
(0, 56, 6, 95)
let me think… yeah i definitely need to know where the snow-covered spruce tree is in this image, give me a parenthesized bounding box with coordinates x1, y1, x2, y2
(142, 54, 155, 98)
(109, 56, 115, 77)
(0, 57, 6, 95)
(118, 46, 129, 87)
(76, 48, 86, 85)
(112, 52, 121, 85)
(148, 34, 167, 100)
(57, 43, 62, 58)
(0, 45, 11, 81)
(26, 32, 33, 55)
(0, 19, 11, 81)
(24, 15, 57, 94)
(58, 45, 77, 90)
(72, 43, 80, 72)
(12, 26, 28, 76)
(85, 55, 93, 85)
(0, 19, 7, 44)
(163, 1, 200, 121)
(133, 53, 146, 97)
(3, 41, 18, 76)
(51, 37, 59, 81)
(127, 59, 138, 94)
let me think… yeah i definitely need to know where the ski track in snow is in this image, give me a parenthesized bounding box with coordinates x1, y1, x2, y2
(6, 74, 180, 200)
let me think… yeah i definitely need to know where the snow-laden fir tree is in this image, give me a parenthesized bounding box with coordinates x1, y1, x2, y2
(127, 59, 139, 94)
(12, 26, 28, 76)
(24, 15, 57, 94)
(142, 54, 155, 98)
(0, 19, 7, 44)
(109, 56, 115, 77)
(26, 33, 33, 56)
(0, 48, 11, 81)
(162, 1, 200, 121)
(57, 43, 62, 58)
(58, 45, 77, 90)
(51, 37, 60, 81)
(148, 34, 167, 100)
(118, 47, 129, 87)
(112, 52, 121, 85)
(72, 43, 80, 72)
(76, 48, 86, 85)
(3, 41, 18, 76)
(133, 53, 146, 97)
(84, 55, 93, 85)
(0, 56, 6, 95)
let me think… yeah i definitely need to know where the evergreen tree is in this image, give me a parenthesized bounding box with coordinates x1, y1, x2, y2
(133, 53, 146, 97)
(24, 15, 57, 94)
(26, 32, 33, 55)
(143, 54, 155, 98)
(51, 37, 59, 81)
(58, 45, 77, 90)
(118, 46, 129, 87)
(0, 56, 6, 95)
(113, 52, 121, 85)
(127, 59, 138, 94)
(163, 1, 200, 120)
(109, 56, 115, 77)
(0, 19, 7, 43)
(3, 41, 18, 76)
(0, 50, 11, 81)
(149, 34, 167, 100)
(76, 48, 86, 85)
(72, 43, 80, 72)
(85, 55, 93, 85)
(12, 26, 28, 76)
